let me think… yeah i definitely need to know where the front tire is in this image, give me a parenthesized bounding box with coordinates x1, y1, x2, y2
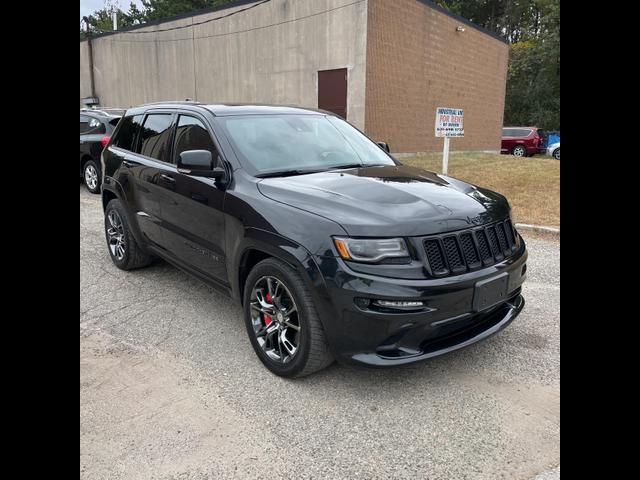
(243, 258, 334, 378)
(553, 148, 560, 160)
(512, 145, 527, 157)
(104, 199, 153, 270)
(83, 160, 101, 194)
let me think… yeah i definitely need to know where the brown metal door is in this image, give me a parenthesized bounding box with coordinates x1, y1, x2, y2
(318, 68, 347, 119)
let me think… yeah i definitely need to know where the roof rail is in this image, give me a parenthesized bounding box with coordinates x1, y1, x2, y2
(139, 99, 204, 107)
(80, 107, 125, 116)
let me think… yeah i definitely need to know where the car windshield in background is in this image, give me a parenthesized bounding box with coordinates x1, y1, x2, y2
(217, 114, 395, 176)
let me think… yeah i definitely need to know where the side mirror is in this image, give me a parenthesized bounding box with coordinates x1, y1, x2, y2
(376, 141, 390, 153)
(178, 150, 225, 180)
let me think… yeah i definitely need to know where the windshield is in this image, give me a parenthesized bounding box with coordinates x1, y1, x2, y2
(217, 114, 396, 176)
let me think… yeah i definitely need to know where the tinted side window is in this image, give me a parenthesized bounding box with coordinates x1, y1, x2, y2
(107, 116, 121, 132)
(174, 115, 218, 164)
(503, 128, 532, 137)
(88, 117, 106, 134)
(139, 114, 175, 162)
(80, 115, 89, 134)
(113, 115, 143, 151)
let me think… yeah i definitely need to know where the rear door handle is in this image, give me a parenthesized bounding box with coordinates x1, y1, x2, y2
(122, 160, 133, 167)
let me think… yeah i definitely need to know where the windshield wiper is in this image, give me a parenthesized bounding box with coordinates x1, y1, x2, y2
(256, 163, 390, 178)
(255, 168, 328, 178)
(328, 163, 389, 170)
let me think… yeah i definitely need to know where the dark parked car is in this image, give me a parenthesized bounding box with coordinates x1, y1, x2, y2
(80, 110, 121, 193)
(501, 127, 544, 157)
(101, 102, 527, 377)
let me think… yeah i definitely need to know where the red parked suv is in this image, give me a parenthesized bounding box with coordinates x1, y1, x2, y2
(501, 127, 544, 157)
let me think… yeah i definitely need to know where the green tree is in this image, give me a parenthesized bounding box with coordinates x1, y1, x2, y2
(81, 1, 146, 36)
(435, 0, 560, 130)
(434, 0, 544, 43)
(80, 0, 236, 36)
(139, 0, 222, 22)
(504, 0, 559, 129)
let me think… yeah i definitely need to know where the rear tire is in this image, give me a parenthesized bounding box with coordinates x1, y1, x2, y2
(243, 258, 334, 378)
(104, 199, 153, 270)
(512, 145, 527, 157)
(83, 160, 101, 194)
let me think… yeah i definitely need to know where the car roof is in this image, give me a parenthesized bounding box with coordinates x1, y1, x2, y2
(80, 109, 122, 119)
(503, 126, 538, 129)
(125, 102, 328, 117)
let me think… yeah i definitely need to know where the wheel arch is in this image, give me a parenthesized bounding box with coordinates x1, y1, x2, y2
(80, 154, 94, 175)
(101, 178, 147, 251)
(231, 230, 327, 309)
(80, 154, 93, 168)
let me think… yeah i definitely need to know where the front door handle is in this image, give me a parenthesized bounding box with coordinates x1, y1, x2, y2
(122, 160, 134, 167)
(160, 174, 176, 183)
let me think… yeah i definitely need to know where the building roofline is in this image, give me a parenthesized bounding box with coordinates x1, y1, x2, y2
(80, 0, 262, 42)
(416, 0, 508, 44)
(79, 0, 507, 44)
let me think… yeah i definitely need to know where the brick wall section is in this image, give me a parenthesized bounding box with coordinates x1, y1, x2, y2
(364, 0, 509, 153)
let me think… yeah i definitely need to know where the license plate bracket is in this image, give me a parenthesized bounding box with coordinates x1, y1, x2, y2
(473, 273, 509, 312)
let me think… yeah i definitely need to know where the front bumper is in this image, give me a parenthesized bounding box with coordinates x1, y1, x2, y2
(313, 242, 527, 367)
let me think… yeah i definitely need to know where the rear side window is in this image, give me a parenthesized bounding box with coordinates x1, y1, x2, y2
(139, 114, 174, 162)
(112, 115, 143, 151)
(80, 115, 89, 134)
(503, 128, 531, 137)
(174, 115, 218, 164)
(80, 115, 106, 134)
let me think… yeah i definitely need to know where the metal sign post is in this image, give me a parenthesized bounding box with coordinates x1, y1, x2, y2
(442, 136, 450, 175)
(435, 107, 464, 175)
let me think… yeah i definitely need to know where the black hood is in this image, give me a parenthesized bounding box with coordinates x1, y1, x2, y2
(257, 164, 510, 237)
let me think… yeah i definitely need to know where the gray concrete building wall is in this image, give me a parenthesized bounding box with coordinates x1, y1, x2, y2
(79, 0, 368, 129)
(80, 40, 92, 99)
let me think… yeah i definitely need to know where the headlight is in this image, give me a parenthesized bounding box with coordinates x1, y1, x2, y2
(333, 237, 410, 263)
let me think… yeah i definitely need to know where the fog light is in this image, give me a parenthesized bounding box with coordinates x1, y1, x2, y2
(374, 300, 424, 308)
(354, 298, 371, 309)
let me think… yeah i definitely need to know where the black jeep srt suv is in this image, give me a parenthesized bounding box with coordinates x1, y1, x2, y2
(100, 102, 527, 377)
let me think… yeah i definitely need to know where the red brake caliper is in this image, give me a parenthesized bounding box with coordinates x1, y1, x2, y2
(263, 293, 273, 326)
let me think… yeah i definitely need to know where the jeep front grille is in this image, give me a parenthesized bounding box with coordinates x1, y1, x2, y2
(422, 219, 518, 277)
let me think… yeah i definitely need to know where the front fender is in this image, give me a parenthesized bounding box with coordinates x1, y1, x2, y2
(228, 228, 339, 339)
(228, 228, 325, 298)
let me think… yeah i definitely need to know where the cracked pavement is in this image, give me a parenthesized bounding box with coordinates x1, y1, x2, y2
(80, 184, 560, 479)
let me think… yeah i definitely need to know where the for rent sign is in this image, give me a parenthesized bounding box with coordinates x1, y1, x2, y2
(435, 107, 464, 137)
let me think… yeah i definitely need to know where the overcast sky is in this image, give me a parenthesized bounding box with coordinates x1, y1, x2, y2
(80, 0, 143, 21)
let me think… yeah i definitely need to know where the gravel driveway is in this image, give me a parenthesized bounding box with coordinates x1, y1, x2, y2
(80, 185, 560, 479)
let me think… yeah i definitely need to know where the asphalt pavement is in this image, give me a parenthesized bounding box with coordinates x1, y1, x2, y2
(80, 184, 560, 480)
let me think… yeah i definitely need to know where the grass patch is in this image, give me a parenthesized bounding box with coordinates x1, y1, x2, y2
(401, 152, 560, 227)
